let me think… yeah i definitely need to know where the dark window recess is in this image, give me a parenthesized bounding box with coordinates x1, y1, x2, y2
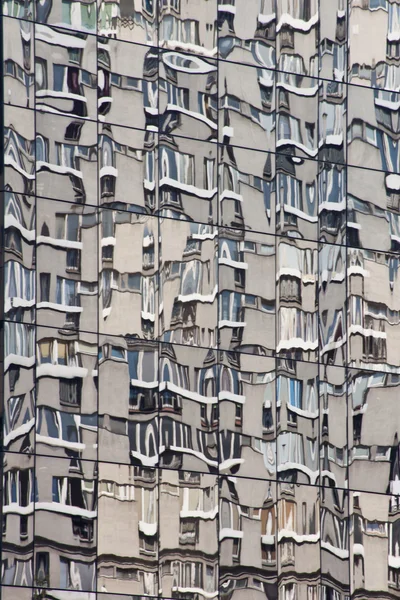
(40, 273, 50, 302)
(59, 378, 82, 406)
(65, 122, 83, 141)
(67, 249, 80, 270)
(263, 407, 273, 429)
(20, 515, 28, 538)
(69, 478, 85, 508)
(35, 552, 50, 586)
(5, 228, 22, 254)
(72, 516, 93, 542)
(353, 414, 363, 443)
(102, 246, 114, 260)
(19, 470, 29, 506)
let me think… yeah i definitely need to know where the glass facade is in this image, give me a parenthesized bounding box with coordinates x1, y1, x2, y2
(1, 0, 400, 598)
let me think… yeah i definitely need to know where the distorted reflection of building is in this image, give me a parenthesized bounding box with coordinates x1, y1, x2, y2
(99, 125, 157, 214)
(3, 0, 33, 19)
(3, 318, 35, 456)
(219, 477, 277, 600)
(35, 25, 97, 120)
(2, 453, 34, 588)
(347, 81, 400, 190)
(277, 0, 319, 78)
(348, 166, 400, 254)
(218, 351, 276, 481)
(218, 145, 275, 235)
(319, 365, 347, 491)
(4, 188, 35, 329)
(277, 482, 320, 600)
(3, 1, 400, 599)
(219, 59, 275, 153)
(321, 485, 349, 600)
(159, 49, 217, 143)
(35, 0, 97, 32)
(33, 455, 97, 592)
(348, 368, 400, 496)
(35, 326, 98, 463)
(276, 238, 318, 362)
(97, 39, 158, 131)
(98, 0, 157, 44)
(350, 491, 400, 598)
(159, 344, 218, 472)
(99, 211, 158, 340)
(98, 336, 158, 467)
(36, 198, 98, 333)
(158, 137, 217, 225)
(347, 247, 400, 372)
(349, 0, 400, 92)
(159, 0, 216, 56)
(218, 229, 275, 355)
(4, 105, 35, 197)
(276, 359, 319, 485)
(36, 111, 97, 205)
(276, 71, 318, 162)
(3, 17, 34, 108)
(218, 0, 275, 66)
(159, 219, 218, 348)
(318, 161, 346, 246)
(276, 154, 318, 241)
(318, 243, 346, 367)
(97, 464, 158, 595)
(159, 470, 218, 600)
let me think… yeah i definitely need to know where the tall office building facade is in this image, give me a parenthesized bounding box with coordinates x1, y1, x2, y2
(1, 0, 400, 599)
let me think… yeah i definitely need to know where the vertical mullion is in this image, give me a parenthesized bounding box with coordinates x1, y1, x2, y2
(0, 2, 5, 596)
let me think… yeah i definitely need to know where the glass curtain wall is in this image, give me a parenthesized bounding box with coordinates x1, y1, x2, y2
(1, 0, 400, 599)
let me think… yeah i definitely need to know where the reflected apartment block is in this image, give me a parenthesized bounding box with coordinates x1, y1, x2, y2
(2, 1, 400, 600)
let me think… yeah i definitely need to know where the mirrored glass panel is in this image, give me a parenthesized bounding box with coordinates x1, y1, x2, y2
(348, 367, 400, 495)
(347, 246, 400, 372)
(219, 351, 276, 480)
(97, 463, 158, 595)
(350, 490, 393, 599)
(160, 0, 217, 58)
(98, 337, 158, 467)
(218, 145, 276, 235)
(320, 365, 348, 491)
(34, 455, 97, 592)
(36, 198, 98, 333)
(159, 218, 218, 348)
(35, 0, 96, 33)
(35, 326, 98, 463)
(219, 476, 277, 599)
(3, 16, 34, 108)
(159, 344, 218, 473)
(348, 0, 400, 93)
(99, 210, 159, 339)
(277, 481, 320, 597)
(35, 25, 97, 120)
(218, 61, 275, 152)
(4, 105, 35, 197)
(218, 228, 275, 356)
(2, 3, 400, 598)
(218, 0, 276, 70)
(276, 237, 318, 362)
(2, 452, 34, 589)
(159, 50, 217, 143)
(98, 0, 157, 44)
(4, 190, 35, 327)
(35, 112, 97, 205)
(98, 39, 157, 130)
(159, 470, 218, 600)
